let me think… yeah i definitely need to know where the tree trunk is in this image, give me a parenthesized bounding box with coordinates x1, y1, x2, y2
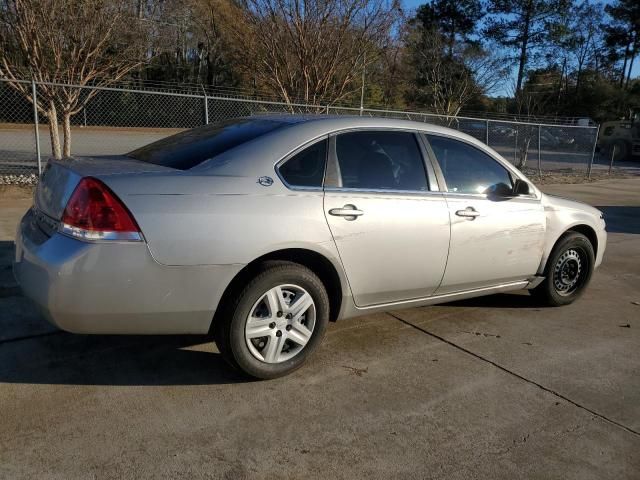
(62, 112, 72, 158)
(518, 136, 532, 169)
(46, 101, 62, 160)
(575, 62, 583, 94)
(624, 35, 636, 89)
(207, 52, 214, 86)
(448, 27, 455, 59)
(625, 53, 635, 89)
(516, 1, 533, 93)
(619, 41, 630, 88)
(557, 57, 567, 107)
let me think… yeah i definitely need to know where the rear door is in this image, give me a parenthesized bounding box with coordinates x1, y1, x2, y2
(425, 134, 546, 294)
(323, 130, 450, 307)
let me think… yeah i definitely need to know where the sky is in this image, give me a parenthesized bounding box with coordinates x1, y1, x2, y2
(400, 0, 640, 96)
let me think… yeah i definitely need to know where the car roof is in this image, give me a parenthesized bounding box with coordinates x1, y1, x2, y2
(245, 113, 487, 144)
(243, 113, 487, 149)
(247, 113, 468, 138)
(193, 113, 497, 176)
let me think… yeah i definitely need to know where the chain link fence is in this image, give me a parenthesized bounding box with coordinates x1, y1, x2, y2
(1, 78, 602, 181)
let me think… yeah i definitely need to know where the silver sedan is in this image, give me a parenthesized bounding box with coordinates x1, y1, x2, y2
(14, 115, 607, 378)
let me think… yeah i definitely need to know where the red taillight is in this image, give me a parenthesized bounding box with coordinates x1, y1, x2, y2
(61, 177, 141, 241)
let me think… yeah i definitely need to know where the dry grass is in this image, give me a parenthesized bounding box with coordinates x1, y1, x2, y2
(0, 184, 35, 199)
(521, 168, 637, 185)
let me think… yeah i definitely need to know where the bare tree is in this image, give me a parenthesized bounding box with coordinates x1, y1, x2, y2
(0, 0, 149, 158)
(567, 1, 604, 94)
(234, 0, 400, 107)
(409, 28, 507, 119)
(507, 79, 552, 169)
(188, 0, 243, 86)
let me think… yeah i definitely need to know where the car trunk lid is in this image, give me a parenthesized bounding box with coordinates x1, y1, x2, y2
(34, 155, 173, 220)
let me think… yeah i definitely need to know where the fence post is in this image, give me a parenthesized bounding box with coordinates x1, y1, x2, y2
(537, 125, 542, 180)
(514, 128, 518, 164)
(608, 144, 616, 176)
(202, 89, 209, 125)
(326, 105, 330, 115)
(587, 125, 599, 180)
(485, 119, 489, 145)
(31, 80, 42, 176)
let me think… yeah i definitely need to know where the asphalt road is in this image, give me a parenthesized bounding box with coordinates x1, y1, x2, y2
(0, 179, 639, 479)
(0, 125, 181, 165)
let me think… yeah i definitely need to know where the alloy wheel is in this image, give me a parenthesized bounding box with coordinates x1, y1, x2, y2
(245, 284, 316, 363)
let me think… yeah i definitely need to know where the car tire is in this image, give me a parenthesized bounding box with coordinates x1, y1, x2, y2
(214, 261, 330, 379)
(531, 231, 595, 306)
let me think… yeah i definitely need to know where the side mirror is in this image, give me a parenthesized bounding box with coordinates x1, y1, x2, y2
(513, 179, 531, 196)
(487, 182, 514, 197)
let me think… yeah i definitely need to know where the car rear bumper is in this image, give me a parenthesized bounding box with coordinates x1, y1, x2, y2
(13, 209, 243, 334)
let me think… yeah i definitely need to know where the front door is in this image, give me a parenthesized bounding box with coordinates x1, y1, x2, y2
(324, 130, 450, 307)
(425, 134, 546, 294)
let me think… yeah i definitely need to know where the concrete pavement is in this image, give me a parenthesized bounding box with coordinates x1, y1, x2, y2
(0, 179, 638, 479)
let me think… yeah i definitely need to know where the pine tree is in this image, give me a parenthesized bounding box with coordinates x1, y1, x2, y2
(485, 0, 572, 93)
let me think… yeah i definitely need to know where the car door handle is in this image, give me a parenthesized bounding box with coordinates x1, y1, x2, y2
(329, 204, 364, 219)
(455, 207, 480, 219)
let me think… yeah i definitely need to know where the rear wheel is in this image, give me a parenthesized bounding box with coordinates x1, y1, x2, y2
(214, 261, 329, 379)
(531, 232, 595, 306)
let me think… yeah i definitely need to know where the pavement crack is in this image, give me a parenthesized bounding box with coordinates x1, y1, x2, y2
(387, 312, 640, 438)
(460, 330, 501, 338)
(341, 365, 368, 377)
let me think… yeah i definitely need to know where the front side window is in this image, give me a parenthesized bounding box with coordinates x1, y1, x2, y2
(278, 139, 327, 188)
(334, 131, 429, 191)
(427, 135, 513, 194)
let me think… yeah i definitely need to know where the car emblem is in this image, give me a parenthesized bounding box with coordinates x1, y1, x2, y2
(258, 176, 274, 187)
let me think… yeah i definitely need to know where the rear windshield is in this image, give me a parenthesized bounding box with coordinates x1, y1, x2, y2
(127, 119, 285, 170)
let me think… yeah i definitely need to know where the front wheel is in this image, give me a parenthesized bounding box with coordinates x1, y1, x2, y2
(531, 232, 595, 306)
(214, 261, 330, 379)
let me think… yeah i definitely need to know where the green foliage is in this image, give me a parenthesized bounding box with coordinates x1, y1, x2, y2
(415, 0, 483, 56)
(484, 0, 573, 92)
(604, 0, 640, 87)
(405, 0, 507, 116)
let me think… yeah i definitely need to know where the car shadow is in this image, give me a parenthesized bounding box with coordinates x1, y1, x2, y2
(2, 238, 251, 386)
(441, 292, 540, 309)
(0, 240, 14, 265)
(595, 206, 640, 234)
(0, 332, 252, 386)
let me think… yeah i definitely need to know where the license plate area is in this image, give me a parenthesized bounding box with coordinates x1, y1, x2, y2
(33, 207, 60, 238)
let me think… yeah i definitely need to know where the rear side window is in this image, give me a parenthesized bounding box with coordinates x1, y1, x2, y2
(335, 131, 428, 191)
(427, 135, 513, 194)
(278, 139, 327, 188)
(127, 119, 284, 170)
